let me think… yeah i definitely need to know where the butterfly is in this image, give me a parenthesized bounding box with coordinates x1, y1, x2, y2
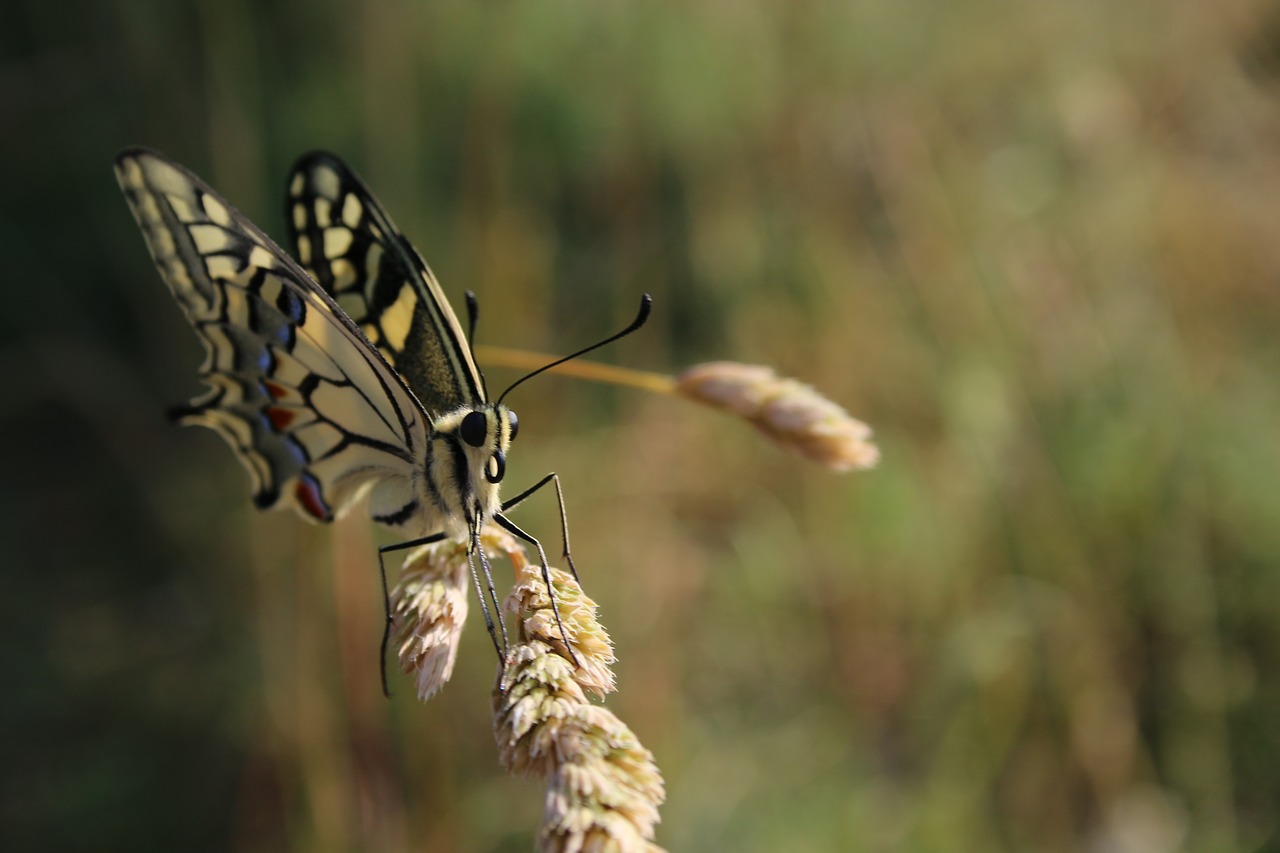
(114, 147, 650, 690)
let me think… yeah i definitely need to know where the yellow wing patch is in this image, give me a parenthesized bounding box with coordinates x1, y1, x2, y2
(381, 285, 418, 352)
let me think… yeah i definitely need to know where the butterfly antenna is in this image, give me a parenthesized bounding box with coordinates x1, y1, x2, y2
(497, 294, 652, 406)
(465, 290, 488, 399)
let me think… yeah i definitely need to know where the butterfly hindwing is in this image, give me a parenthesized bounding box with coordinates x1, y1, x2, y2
(116, 148, 428, 523)
(284, 152, 486, 418)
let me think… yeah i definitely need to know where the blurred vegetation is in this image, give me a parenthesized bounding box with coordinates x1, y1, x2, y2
(4, 0, 1280, 850)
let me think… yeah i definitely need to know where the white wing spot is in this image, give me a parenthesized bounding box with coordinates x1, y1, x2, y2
(292, 203, 307, 231)
(258, 274, 283, 306)
(189, 223, 232, 254)
(289, 172, 305, 197)
(202, 373, 248, 406)
(139, 193, 161, 223)
(202, 194, 232, 226)
(203, 325, 238, 372)
(342, 194, 362, 227)
(154, 227, 176, 258)
(119, 158, 144, 188)
(364, 243, 383, 295)
(296, 234, 312, 265)
(361, 323, 381, 344)
(205, 409, 254, 451)
(324, 228, 354, 259)
(168, 195, 196, 222)
(331, 258, 357, 290)
(312, 165, 341, 199)
(314, 197, 333, 228)
(248, 246, 278, 270)
(145, 157, 193, 197)
(205, 255, 239, 281)
(223, 285, 250, 326)
(165, 257, 193, 289)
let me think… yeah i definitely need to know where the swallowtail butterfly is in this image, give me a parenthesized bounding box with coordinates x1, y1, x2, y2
(115, 147, 650, 688)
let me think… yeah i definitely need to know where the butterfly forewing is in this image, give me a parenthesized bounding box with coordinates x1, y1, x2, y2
(284, 153, 486, 418)
(115, 148, 428, 523)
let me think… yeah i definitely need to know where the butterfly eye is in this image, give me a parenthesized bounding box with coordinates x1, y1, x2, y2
(507, 410, 519, 442)
(460, 411, 488, 447)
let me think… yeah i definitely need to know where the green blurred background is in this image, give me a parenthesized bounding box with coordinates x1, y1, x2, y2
(5, 1, 1280, 850)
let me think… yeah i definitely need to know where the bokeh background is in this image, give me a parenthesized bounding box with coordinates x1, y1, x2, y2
(5, 1, 1280, 850)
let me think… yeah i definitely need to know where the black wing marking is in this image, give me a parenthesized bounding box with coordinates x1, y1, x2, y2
(284, 151, 486, 418)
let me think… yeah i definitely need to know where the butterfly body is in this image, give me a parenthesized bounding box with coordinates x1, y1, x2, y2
(380, 402, 518, 542)
(117, 146, 649, 680)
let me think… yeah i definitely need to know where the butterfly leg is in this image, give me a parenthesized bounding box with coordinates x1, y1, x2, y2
(493, 513, 582, 668)
(469, 515, 510, 654)
(501, 472, 579, 584)
(377, 532, 448, 698)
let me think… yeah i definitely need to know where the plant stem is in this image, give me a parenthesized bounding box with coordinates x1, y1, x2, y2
(475, 345, 678, 396)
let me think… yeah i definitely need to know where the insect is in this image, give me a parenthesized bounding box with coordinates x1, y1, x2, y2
(114, 147, 650, 691)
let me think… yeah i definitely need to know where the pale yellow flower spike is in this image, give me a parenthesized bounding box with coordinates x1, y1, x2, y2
(391, 539, 470, 701)
(676, 361, 880, 472)
(391, 529, 667, 849)
(491, 530, 667, 853)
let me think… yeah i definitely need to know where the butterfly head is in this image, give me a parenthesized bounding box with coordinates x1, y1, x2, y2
(456, 404, 519, 484)
(432, 404, 519, 527)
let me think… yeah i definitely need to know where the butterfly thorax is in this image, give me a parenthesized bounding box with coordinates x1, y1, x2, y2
(417, 403, 519, 542)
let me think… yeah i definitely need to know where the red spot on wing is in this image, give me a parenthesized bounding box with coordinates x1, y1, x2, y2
(263, 380, 288, 400)
(295, 474, 332, 521)
(266, 406, 295, 430)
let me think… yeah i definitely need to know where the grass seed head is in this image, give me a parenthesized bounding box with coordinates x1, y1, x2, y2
(391, 540, 470, 701)
(676, 360, 879, 472)
(493, 555, 665, 852)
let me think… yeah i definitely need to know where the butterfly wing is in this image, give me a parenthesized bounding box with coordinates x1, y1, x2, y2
(284, 152, 486, 418)
(116, 148, 429, 524)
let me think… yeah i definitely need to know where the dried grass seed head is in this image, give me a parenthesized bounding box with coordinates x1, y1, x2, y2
(676, 360, 879, 472)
